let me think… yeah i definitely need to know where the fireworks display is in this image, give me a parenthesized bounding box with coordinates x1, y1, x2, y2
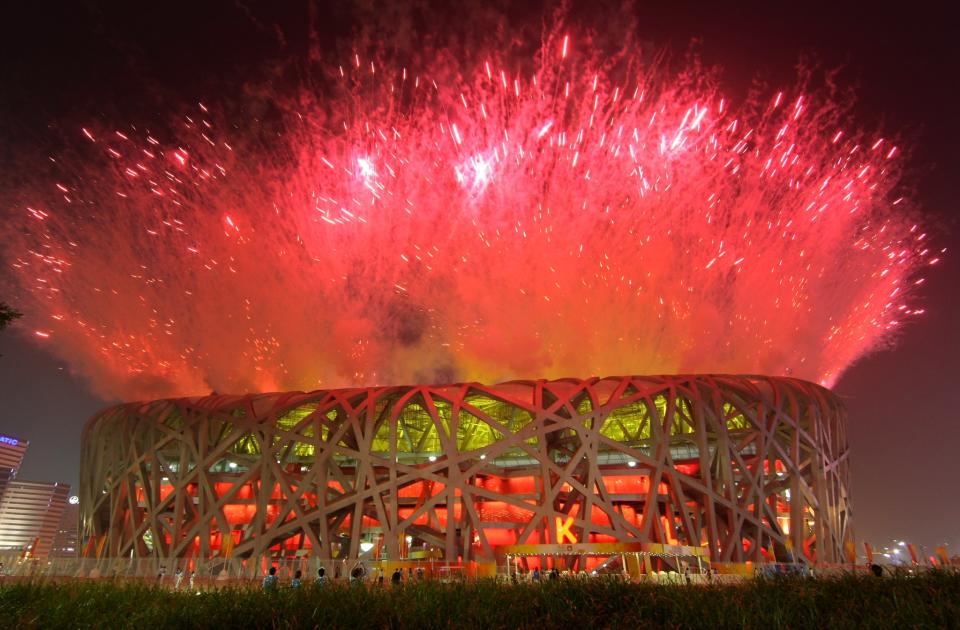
(0, 30, 938, 400)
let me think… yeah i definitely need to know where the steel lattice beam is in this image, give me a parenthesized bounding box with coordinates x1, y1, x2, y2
(80, 375, 853, 565)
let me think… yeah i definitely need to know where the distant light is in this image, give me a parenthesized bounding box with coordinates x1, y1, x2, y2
(627, 460, 636, 468)
(479, 454, 486, 460)
(228, 462, 238, 469)
(68, 496, 79, 505)
(428, 455, 437, 462)
(359, 542, 375, 553)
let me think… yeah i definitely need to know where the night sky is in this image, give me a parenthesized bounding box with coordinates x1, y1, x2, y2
(1, 1, 957, 555)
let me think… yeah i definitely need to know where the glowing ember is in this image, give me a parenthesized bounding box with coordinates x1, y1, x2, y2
(0, 33, 937, 399)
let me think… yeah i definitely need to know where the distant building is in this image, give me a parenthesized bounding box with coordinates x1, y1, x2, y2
(0, 434, 73, 559)
(0, 475, 70, 557)
(51, 499, 80, 557)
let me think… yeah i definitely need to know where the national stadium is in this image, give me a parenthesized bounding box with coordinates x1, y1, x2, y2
(80, 374, 852, 573)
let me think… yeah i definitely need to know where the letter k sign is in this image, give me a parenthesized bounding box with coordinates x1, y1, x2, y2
(555, 516, 576, 544)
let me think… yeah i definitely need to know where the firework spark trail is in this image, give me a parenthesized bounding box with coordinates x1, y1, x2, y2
(1, 34, 938, 400)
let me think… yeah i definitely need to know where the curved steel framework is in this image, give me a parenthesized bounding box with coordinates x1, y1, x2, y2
(80, 375, 852, 566)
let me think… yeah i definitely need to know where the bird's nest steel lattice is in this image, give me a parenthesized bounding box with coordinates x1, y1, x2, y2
(80, 374, 852, 566)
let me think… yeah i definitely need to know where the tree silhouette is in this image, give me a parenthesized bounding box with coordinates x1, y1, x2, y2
(0, 301, 22, 331)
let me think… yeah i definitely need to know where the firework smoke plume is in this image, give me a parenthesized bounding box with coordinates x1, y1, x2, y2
(0, 21, 936, 400)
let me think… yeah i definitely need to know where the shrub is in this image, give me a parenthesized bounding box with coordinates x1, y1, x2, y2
(1, 571, 958, 629)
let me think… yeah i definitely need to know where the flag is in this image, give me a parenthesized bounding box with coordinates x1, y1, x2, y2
(82, 535, 97, 558)
(21, 537, 41, 560)
(844, 539, 857, 564)
(95, 536, 108, 559)
(936, 546, 950, 565)
(907, 543, 919, 565)
(221, 530, 235, 558)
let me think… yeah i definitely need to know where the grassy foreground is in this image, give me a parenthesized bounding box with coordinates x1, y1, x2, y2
(2, 572, 959, 629)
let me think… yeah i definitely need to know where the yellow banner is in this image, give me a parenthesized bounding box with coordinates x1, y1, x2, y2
(221, 531, 235, 558)
(496, 541, 709, 557)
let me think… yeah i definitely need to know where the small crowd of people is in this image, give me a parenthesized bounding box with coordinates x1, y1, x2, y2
(512, 566, 564, 583)
(155, 566, 197, 590)
(149, 561, 722, 592)
(346, 565, 427, 586)
(509, 563, 719, 585)
(260, 566, 331, 590)
(259, 564, 435, 590)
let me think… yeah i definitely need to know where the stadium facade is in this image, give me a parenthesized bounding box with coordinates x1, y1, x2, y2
(80, 375, 853, 569)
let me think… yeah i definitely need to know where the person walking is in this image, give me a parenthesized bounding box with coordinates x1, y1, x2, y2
(392, 568, 402, 585)
(189, 570, 196, 590)
(292, 570, 302, 589)
(262, 566, 279, 591)
(532, 567, 541, 582)
(351, 565, 365, 584)
(316, 567, 327, 586)
(174, 567, 184, 590)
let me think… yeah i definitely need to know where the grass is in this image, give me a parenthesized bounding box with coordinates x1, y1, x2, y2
(1, 571, 958, 629)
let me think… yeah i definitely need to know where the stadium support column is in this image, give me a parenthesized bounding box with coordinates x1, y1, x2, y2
(693, 392, 719, 561)
(386, 406, 400, 561)
(197, 419, 210, 562)
(443, 438, 459, 564)
(810, 410, 830, 564)
(790, 411, 803, 560)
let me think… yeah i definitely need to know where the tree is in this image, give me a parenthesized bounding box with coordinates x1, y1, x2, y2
(0, 301, 22, 331)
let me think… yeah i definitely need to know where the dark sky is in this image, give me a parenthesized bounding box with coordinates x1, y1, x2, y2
(1, 1, 958, 554)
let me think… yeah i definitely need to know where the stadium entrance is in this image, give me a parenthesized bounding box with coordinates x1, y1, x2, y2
(497, 541, 709, 578)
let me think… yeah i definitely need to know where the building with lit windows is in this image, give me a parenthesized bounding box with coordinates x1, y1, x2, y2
(51, 499, 81, 557)
(0, 475, 71, 558)
(0, 433, 73, 559)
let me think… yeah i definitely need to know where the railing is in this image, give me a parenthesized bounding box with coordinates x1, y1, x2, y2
(1, 555, 952, 585)
(0, 555, 369, 582)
